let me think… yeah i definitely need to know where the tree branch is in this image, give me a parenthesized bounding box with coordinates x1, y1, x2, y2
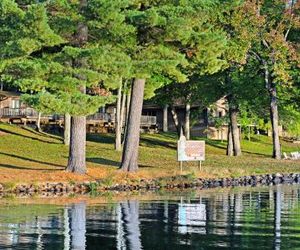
(262, 39, 270, 49)
(284, 27, 291, 40)
(249, 50, 262, 62)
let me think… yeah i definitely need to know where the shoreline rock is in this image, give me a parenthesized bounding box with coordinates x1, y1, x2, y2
(0, 173, 300, 196)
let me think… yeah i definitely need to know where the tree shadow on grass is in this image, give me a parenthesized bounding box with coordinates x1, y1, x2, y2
(0, 163, 60, 171)
(140, 137, 177, 149)
(0, 128, 62, 145)
(205, 140, 227, 150)
(0, 152, 65, 168)
(87, 157, 156, 169)
(87, 157, 120, 167)
(151, 132, 179, 140)
(86, 134, 115, 144)
(21, 126, 63, 141)
(138, 164, 156, 168)
(242, 150, 270, 157)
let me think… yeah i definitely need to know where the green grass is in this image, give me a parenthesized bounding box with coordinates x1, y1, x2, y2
(0, 122, 300, 185)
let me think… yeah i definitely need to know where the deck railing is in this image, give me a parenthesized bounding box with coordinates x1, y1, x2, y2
(140, 115, 157, 126)
(0, 108, 157, 127)
(0, 108, 62, 120)
(87, 112, 113, 122)
(0, 107, 38, 118)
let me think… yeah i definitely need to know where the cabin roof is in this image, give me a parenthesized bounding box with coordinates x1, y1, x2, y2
(0, 91, 21, 98)
(0, 91, 21, 102)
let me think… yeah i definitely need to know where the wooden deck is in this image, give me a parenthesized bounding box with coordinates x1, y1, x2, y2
(0, 108, 158, 133)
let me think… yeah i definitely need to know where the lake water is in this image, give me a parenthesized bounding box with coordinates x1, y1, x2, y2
(0, 184, 300, 249)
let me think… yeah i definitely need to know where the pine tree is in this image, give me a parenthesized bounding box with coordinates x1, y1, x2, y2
(121, 0, 228, 172)
(0, 0, 63, 81)
(4, 0, 134, 174)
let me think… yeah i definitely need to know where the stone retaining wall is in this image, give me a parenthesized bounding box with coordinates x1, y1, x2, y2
(0, 173, 299, 195)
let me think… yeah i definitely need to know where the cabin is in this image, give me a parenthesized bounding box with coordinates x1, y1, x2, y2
(0, 90, 63, 125)
(0, 90, 229, 139)
(142, 98, 229, 140)
(0, 91, 36, 123)
(0, 91, 157, 133)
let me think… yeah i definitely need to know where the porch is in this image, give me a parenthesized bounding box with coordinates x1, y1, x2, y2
(0, 107, 158, 133)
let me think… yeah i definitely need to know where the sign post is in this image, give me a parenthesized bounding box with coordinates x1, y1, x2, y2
(177, 133, 205, 173)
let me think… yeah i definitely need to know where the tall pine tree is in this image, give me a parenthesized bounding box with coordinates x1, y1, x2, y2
(121, 0, 228, 172)
(4, 0, 133, 174)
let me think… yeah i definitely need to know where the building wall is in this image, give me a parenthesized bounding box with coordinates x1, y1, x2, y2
(0, 96, 26, 109)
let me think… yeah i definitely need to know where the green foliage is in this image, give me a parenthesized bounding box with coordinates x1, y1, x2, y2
(249, 0, 300, 85)
(128, 0, 229, 99)
(0, 0, 63, 72)
(88, 181, 99, 194)
(2, 0, 133, 116)
(281, 105, 300, 139)
(0, 0, 299, 154)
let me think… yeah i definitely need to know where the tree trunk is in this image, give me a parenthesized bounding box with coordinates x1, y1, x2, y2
(229, 107, 242, 156)
(122, 88, 131, 147)
(115, 81, 123, 151)
(185, 103, 191, 140)
(67, 0, 88, 174)
(36, 112, 42, 132)
(170, 105, 180, 135)
(264, 64, 281, 159)
(66, 116, 86, 174)
(163, 104, 168, 132)
(126, 88, 131, 123)
(226, 70, 241, 157)
(269, 85, 281, 159)
(227, 125, 233, 156)
(120, 88, 127, 135)
(64, 113, 71, 146)
(120, 79, 145, 172)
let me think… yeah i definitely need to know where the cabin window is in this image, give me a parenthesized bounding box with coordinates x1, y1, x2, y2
(219, 111, 223, 118)
(11, 99, 21, 109)
(142, 110, 157, 117)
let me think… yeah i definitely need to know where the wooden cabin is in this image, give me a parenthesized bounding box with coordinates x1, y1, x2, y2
(0, 91, 63, 125)
(0, 90, 231, 138)
(0, 91, 156, 134)
(142, 98, 229, 139)
(0, 91, 35, 124)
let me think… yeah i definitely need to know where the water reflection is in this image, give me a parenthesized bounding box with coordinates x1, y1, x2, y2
(1, 184, 300, 249)
(120, 201, 142, 250)
(274, 186, 282, 250)
(70, 202, 86, 250)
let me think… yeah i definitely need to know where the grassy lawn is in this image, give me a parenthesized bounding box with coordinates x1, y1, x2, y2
(0, 123, 300, 185)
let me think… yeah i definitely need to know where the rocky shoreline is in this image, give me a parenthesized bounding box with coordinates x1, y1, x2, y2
(0, 172, 300, 197)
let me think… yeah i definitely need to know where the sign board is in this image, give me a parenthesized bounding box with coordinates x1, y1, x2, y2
(177, 136, 205, 162)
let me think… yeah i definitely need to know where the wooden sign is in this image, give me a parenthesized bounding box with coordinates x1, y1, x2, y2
(177, 133, 205, 171)
(178, 138, 205, 162)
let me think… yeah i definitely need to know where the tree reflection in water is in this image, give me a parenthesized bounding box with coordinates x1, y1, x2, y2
(274, 185, 282, 250)
(1, 185, 300, 249)
(70, 202, 86, 250)
(120, 200, 142, 250)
